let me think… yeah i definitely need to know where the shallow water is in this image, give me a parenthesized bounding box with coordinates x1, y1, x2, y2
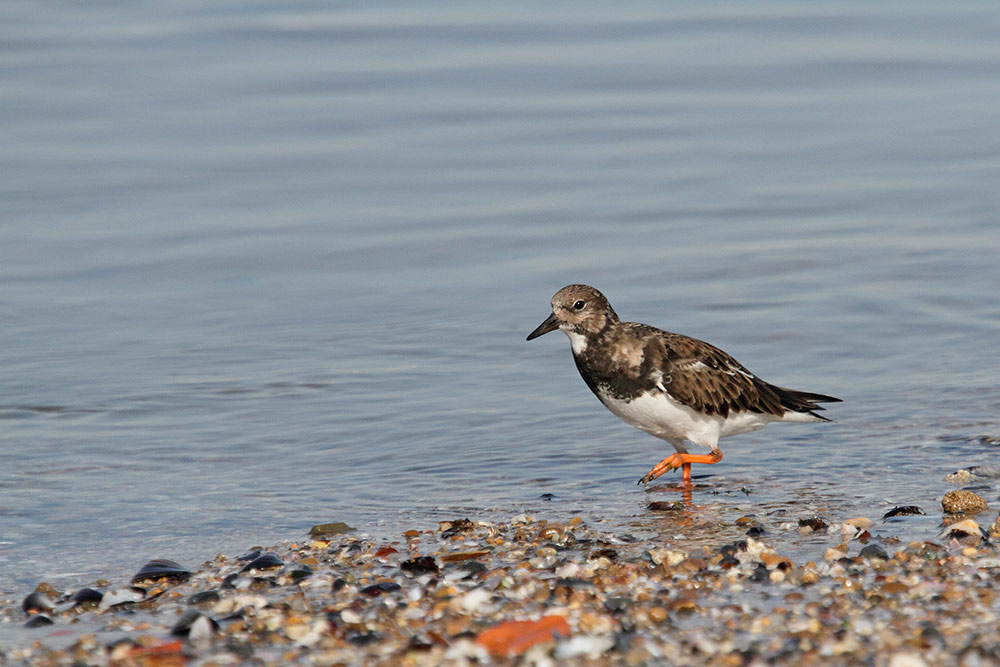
(2, 1, 1000, 601)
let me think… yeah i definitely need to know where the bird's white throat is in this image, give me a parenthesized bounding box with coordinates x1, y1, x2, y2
(562, 329, 588, 354)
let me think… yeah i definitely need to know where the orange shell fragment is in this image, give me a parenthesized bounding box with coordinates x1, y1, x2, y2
(476, 615, 570, 656)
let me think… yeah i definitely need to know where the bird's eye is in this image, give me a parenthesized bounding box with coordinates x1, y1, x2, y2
(573, 300, 586, 311)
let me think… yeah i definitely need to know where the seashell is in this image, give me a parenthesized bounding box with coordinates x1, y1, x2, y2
(68, 587, 104, 608)
(171, 609, 219, 637)
(798, 516, 828, 532)
(440, 518, 475, 538)
(25, 614, 54, 628)
(240, 553, 283, 572)
(940, 518, 985, 540)
(99, 587, 146, 610)
(360, 581, 401, 597)
(132, 559, 191, 585)
(401, 556, 439, 575)
(883, 506, 924, 519)
(22, 591, 55, 615)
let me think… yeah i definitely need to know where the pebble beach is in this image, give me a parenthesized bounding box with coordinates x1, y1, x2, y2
(4, 474, 1000, 666)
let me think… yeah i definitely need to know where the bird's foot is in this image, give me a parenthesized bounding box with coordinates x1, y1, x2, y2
(638, 453, 687, 485)
(638, 451, 723, 486)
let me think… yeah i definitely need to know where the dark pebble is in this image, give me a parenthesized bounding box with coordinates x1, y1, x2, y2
(25, 615, 54, 628)
(248, 576, 278, 590)
(221, 573, 241, 589)
(604, 597, 630, 615)
(539, 493, 555, 501)
(798, 517, 828, 531)
(749, 564, 769, 582)
(331, 578, 348, 592)
(837, 557, 858, 571)
(720, 556, 740, 569)
(883, 505, 925, 518)
(189, 590, 222, 606)
(225, 640, 255, 659)
(746, 526, 767, 537)
(22, 591, 55, 615)
(237, 549, 262, 561)
(280, 563, 313, 582)
(647, 501, 684, 512)
(132, 559, 191, 585)
(406, 637, 434, 651)
(460, 561, 487, 575)
(348, 631, 381, 645)
(240, 553, 284, 572)
(921, 624, 946, 649)
(614, 632, 637, 653)
(401, 556, 439, 575)
(554, 577, 592, 588)
(361, 581, 401, 597)
(859, 544, 889, 560)
(718, 544, 738, 558)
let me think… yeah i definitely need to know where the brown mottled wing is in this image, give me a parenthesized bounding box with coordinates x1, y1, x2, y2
(655, 332, 786, 418)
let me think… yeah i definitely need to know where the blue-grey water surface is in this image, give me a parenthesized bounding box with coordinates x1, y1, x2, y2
(2, 1, 1000, 603)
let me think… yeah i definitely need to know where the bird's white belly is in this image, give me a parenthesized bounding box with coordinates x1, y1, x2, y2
(597, 389, 774, 449)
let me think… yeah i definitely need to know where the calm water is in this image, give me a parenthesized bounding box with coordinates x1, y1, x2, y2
(2, 1, 1000, 602)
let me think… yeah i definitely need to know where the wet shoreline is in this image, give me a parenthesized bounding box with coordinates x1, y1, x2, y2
(3, 484, 999, 665)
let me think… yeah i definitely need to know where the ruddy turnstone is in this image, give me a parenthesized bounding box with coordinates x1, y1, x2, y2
(527, 284, 840, 487)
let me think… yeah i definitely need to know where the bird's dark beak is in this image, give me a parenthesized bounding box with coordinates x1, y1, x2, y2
(526, 312, 561, 341)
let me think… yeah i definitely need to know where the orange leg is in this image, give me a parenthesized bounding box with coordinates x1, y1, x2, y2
(638, 450, 722, 486)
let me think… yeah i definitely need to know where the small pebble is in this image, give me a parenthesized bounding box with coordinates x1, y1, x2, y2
(859, 544, 889, 561)
(555, 635, 615, 660)
(309, 522, 355, 537)
(942, 489, 988, 514)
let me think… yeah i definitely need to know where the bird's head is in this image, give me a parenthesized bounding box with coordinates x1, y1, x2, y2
(526, 284, 618, 342)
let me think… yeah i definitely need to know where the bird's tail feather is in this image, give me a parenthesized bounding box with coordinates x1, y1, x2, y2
(774, 386, 841, 421)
